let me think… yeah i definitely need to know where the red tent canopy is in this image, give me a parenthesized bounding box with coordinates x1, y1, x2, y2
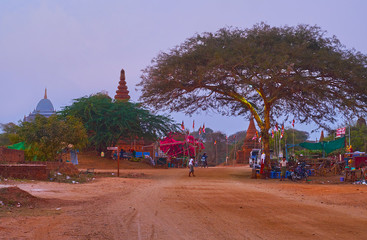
(159, 133, 204, 157)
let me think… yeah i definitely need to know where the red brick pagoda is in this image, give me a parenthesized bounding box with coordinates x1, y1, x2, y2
(114, 68, 130, 101)
(237, 117, 261, 164)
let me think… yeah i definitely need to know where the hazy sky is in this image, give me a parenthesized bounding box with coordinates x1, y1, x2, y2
(1, 0, 366, 139)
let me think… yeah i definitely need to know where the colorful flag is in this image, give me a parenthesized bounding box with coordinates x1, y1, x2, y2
(258, 137, 262, 143)
(181, 121, 185, 130)
(292, 119, 295, 128)
(275, 123, 279, 132)
(336, 127, 346, 137)
(256, 131, 259, 138)
(203, 124, 205, 133)
(214, 140, 217, 145)
(192, 120, 195, 130)
(199, 127, 202, 135)
(252, 134, 257, 140)
(281, 124, 285, 138)
(271, 129, 274, 138)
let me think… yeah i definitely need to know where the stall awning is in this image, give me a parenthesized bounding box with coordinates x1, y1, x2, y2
(299, 136, 345, 154)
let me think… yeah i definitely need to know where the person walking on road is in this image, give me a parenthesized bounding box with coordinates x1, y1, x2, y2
(201, 153, 208, 168)
(188, 157, 195, 177)
(280, 157, 287, 181)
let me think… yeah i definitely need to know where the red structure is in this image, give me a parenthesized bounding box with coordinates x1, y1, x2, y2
(237, 118, 260, 164)
(159, 133, 204, 157)
(0, 147, 24, 163)
(114, 68, 130, 101)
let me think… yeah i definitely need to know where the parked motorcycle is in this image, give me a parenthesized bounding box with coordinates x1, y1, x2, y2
(289, 162, 308, 181)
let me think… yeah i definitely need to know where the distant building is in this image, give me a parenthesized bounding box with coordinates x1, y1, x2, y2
(237, 117, 261, 164)
(114, 68, 130, 101)
(24, 89, 56, 122)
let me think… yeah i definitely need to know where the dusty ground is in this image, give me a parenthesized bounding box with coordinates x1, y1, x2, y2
(1, 163, 367, 239)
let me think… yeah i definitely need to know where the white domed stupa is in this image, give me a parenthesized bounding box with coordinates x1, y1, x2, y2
(24, 88, 56, 122)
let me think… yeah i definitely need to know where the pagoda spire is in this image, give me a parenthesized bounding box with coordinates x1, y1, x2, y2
(319, 130, 324, 142)
(44, 88, 47, 99)
(114, 68, 130, 101)
(237, 116, 260, 164)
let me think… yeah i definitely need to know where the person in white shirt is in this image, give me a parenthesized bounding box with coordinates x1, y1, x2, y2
(188, 157, 195, 177)
(279, 157, 287, 181)
(260, 152, 265, 174)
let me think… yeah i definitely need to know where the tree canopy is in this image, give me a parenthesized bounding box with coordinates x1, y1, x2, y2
(138, 23, 367, 165)
(60, 93, 179, 152)
(17, 115, 87, 161)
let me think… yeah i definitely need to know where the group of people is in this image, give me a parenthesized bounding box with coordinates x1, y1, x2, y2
(258, 152, 288, 181)
(111, 148, 137, 160)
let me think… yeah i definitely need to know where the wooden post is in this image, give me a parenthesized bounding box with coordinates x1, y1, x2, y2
(117, 146, 120, 177)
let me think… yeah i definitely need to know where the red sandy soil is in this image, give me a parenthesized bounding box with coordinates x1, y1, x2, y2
(0, 157, 366, 239)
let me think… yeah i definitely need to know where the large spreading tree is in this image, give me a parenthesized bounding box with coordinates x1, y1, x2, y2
(60, 93, 179, 152)
(138, 23, 367, 167)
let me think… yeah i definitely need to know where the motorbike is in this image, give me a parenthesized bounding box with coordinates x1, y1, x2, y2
(289, 162, 308, 181)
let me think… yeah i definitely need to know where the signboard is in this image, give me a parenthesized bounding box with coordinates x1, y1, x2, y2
(107, 147, 118, 150)
(336, 127, 346, 137)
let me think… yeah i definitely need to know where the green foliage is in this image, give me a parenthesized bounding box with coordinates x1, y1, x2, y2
(350, 121, 367, 152)
(0, 123, 20, 146)
(59, 93, 179, 151)
(17, 115, 87, 161)
(323, 119, 366, 153)
(191, 127, 230, 165)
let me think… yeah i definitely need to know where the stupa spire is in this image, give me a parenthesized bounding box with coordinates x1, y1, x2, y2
(319, 130, 324, 142)
(44, 88, 47, 99)
(114, 68, 130, 101)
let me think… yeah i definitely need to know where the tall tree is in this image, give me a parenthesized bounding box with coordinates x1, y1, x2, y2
(60, 93, 179, 152)
(138, 23, 367, 168)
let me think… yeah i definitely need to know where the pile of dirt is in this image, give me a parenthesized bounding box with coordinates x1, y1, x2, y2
(56, 162, 80, 176)
(0, 187, 46, 209)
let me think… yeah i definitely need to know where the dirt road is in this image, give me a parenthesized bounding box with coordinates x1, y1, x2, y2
(1, 166, 367, 240)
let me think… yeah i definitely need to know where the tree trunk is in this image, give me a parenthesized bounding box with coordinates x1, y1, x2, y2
(261, 130, 271, 179)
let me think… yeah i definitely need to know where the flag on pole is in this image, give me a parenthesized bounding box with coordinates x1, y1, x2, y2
(271, 129, 274, 138)
(252, 131, 259, 140)
(199, 127, 202, 135)
(214, 140, 217, 145)
(292, 119, 295, 128)
(336, 127, 346, 137)
(181, 121, 185, 130)
(281, 124, 284, 138)
(192, 120, 195, 130)
(258, 137, 262, 143)
(275, 123, 279, 132)
(203, 124, 205, 133)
